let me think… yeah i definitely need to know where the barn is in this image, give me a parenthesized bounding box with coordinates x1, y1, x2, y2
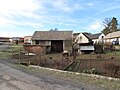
(32, 31, 73, 53)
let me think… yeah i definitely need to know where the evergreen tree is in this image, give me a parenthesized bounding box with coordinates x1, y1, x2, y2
(109, 17, 118, 32)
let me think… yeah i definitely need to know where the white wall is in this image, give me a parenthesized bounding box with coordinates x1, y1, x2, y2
(93, 33, 105, 44)
(105, 38, 120, 44)
(75, 33, 89, 44)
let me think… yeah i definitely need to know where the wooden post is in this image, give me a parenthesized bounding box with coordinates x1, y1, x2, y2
(90, 54, 91, 69)
(11, 47, 13, 60)
(19, 47, 21, 61)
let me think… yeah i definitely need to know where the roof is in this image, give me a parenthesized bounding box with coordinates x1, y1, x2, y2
(0, 39, 10, 42)
(0, 37, 11, 42)
(83, 33, 102, 39)
(32, 31, 73, 40)
(105, 31, 120, 39)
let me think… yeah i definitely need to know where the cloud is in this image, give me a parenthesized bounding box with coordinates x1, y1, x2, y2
(0, 0, 48, 32)
(0, 0, 39, 15)
(49, 0, 83, 12)
(87, 2, 94, 7)
(90, 22, 101, 29)
(95, 1, 120, 15)
(97, 6, 120, 15)
(87, 21, 104, 32)
(0, 0, 84, 28)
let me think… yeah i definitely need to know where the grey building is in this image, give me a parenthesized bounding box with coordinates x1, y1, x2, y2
(32, 31, 73, 53)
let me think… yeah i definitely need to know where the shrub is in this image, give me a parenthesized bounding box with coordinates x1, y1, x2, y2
(103, 63, 120, 78)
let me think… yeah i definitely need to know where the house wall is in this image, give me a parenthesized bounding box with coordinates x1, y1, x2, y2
(32, 40, 72, 52)
(98, 33, 105, 43)
(64, 40, 72, 51)
(92, 33, 105, 44)
(24, 36, 32, 44)
(105, 38, 120, 45)
(32, 40, 36, 45)
(92, 39, 99, 44)
(32, 40, 51, 45)
(75, 33, 89, 44)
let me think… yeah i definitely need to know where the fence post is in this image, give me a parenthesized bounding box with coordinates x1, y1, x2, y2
(11, 47, 13, 60)
(90, 54, 91, 69)
(19, 47, 21, 61)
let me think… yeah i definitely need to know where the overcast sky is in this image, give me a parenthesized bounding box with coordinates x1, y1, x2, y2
(0, 0, 120, 37)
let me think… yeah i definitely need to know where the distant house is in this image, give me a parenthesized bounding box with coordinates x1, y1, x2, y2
(12, 37, 24, 44)
(32, 31, 73, 53)
(0, 37, 11, 44)
(24, 36, 32, 44)
(74, 33, 105, 44)
(91, 33, 105, 44)
(74, 33, 105, 53)
(105, 31, 120, 45)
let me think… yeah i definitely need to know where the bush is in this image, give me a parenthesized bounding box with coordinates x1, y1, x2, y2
(103, 63, 120, 78)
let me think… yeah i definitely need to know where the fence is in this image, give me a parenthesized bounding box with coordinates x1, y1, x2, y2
(0, 44, 120, 78)
(0, 44, 73, 70)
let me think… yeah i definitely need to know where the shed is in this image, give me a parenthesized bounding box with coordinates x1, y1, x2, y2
(32, 31, 73, 53)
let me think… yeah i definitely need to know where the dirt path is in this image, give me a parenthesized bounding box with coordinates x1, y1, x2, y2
(0, 45, 9, 51)
(0, 59, 105, 90)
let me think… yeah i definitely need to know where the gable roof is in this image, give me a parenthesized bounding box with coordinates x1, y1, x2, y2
(83, 33, 102, 39)
(32, 31, 73, 40)
(105, 31, 120, 39)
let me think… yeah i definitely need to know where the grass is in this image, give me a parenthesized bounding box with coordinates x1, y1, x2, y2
(14, 64, 120, 90)
(0, 44, 23, 59)
(76, 51, 120, 60)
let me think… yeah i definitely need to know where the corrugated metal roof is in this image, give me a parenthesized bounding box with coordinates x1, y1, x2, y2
(80, 46, 94, 50)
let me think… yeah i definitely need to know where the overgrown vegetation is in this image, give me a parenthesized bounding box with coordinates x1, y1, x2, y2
(1, 44, 120, 79)
(103, 63, 120, 78)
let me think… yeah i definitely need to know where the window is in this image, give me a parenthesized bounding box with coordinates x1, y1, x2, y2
(35, 40, 39, 45)
(79, 36, 82, 40)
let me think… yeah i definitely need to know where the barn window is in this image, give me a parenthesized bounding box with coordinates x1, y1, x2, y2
(35, 40, 39, 45)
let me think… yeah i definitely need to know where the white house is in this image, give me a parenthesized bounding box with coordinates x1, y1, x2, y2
(74, 32, 105, 54)
(74, 33, 105, 44)
(105, 31, 120, 45)
(91, 33, 105, 44)
(74, 33, 91, 44)
(24, 36, 32, 44)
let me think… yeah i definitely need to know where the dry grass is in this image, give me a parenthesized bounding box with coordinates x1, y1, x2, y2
(15, 64, 120, 90)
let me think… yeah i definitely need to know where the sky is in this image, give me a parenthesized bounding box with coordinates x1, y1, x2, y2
(0, 0, 120, 37)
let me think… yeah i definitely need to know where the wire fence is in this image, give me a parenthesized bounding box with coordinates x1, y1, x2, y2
(0, 44, 120, 78)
